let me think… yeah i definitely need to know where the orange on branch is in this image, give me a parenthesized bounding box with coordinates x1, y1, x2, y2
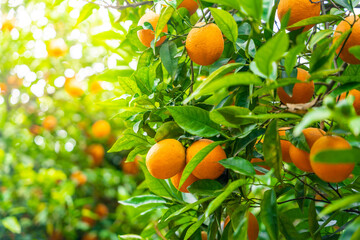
(64, 77, 85, 97)
(48, 38, 68, 57)
(334, 15, 360, 64)
(42, 115, 57, 131)
(121, 156, 140, 175)
(289, 128, 325, 172)
(82, 233, 97, 240)
(171, 0, 199, 15)
(87, 144, 105, 166)
(279, 127, 292, 163)
(137, 11, 168, 48)
(201, 231, 207, 240)
(277, 68, 314, 104)
(310, 136, 354, 183)
(340, 89, 360, 115)
(223, 213, 259, 240)
(91, 120, 111, 139)
(251, 158, 270, 175)
(90, 81, 103, 94)
(146, 139, 186, 179)
(0, 83, 7, 94)
(277, 0, 321, 31)
(186, 139, 226, 179)
(1, 17, 15, 31)
(186, 22, 224, 66)
(171, 169, 198, 193)
(94, 203, 108, 219)
(71, 171, 87, 186)
(29, 125, 42, 135)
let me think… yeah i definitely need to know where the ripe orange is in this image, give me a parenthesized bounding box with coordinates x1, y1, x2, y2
(91, 120, 111, 139)
(310, 136, 354, 183)
(94, 203, 108, 219)
(82, 233, 97, 240)
(223, 213, 259, 240)
(289, 128, 325, 172)
(171, 169, 198, 193)
(64, 77, 85, 97)
(1, 17, 15, 31)
(186, 139, 226, 179)
(42, 116, 57, 131)
(29, 125, 42, 135)
(0, 83, 7, 94)
(7, 75, 22, 87)
(137, 11, 168, 48)
(87, 144, 105, 166)
(121, 156, 140, 175)
(278, 127, 292, 163)
(146, 139, 186, 179)
(186, 22, 224, 66)
(71, 171, 87, 186)
(334, 15, 360, 64)
(90, 81, 103, 94)
(277, 0, 321, 31)
(48, 38, 68, 57)
(340, 89, 360, 115)
(171, 0, 199, 15)
(201, 231, 207, 240)
(251, 158, 270, 175)
(277, 68, 314, 104)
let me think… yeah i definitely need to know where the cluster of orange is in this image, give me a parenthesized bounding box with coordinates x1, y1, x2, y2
(146, 138, 226, 192)
(137, 0, 224, 66)
(253, 128, 355, 183)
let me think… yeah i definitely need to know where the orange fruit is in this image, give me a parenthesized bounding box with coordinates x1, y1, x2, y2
(277, 0, 321, 31)
(310, 136, 354, 183)
(171, 169, 198, 193)
(87, 144, 105, 166)
(334, 15, 360, 64)
(121, 156, 140, 175)
(48, 38, 68, 57)
(7, 75, 22, 87)
(277, 68, 314, 104)
(71, 171, 87, 186)
(186, 22, 224, 66)
(251, 158, 270, 175)
(201, 231, 207, 240)
(49, 230, 63, 240)
(91, 120, 111, 139)
(29, 125, 42, 135)
(64, 77, 85, 97)
(340, 89, 360, 115)
(171, 0, 199, 15)
(186, 139, 226, 179)
(94, 203, 108, 219)
(82, 233, 97, 240)
(223, 213, 259, 240)
(81, 205, 96, 227)
(137, 11, 168, 48)
(278, 127, 292, 163)
(146, 139, 186, 179)
(289, 128, 325, 172)
(42, 116, 57, 131)
(90, 81, 103, 94)
(1, 17, 15, 31)
(0, 83, 7, 94)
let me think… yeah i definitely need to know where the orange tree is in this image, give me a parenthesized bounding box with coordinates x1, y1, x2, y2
(73, 0, 360, 239)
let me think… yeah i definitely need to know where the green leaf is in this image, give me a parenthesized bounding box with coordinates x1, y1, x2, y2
(263, 120, 283, 181)
(349, 45, 360, 61)
(339, 216, 360, 240)
(293, 108, 332, 136)
(286, 130, 310, 153)
(96, 69, 134, 82)
(203, 0, 241, 9)
(179, 140, 227, 189)
(183, 63, 245, 104)
(118, 77, 140, 95)
(219, 157, 256, 176)
(119, 235, 143, 240)
(154, 121, 184, 142)
(210, 8, 238, 46)
(320, 194, 360, 217)
(255, 31, 289, 77)
(205, 179, 246, 217)
(108, 129, 154, 153)
(75, 3, 99, 27)
(312, 148, 360, 163)
(155, 6, 173, 43)
(210, 106, 252, 128)
(309, 30, 334, 49)
(333, 0, 355, 11)
(184, 215, 206, 240)
(160, 41, 179, 78)
(2, 216, 21, 234)
(119, 195, 166, 208)
(285, 45, 305, 76)
(237, 0, 263, 20)
(261, 189, 279, 240)
(288, 15, 342, 29)
(309, 201, 322, 240)
(167, 106, 221, 137)
(187, 180, 224, 196)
